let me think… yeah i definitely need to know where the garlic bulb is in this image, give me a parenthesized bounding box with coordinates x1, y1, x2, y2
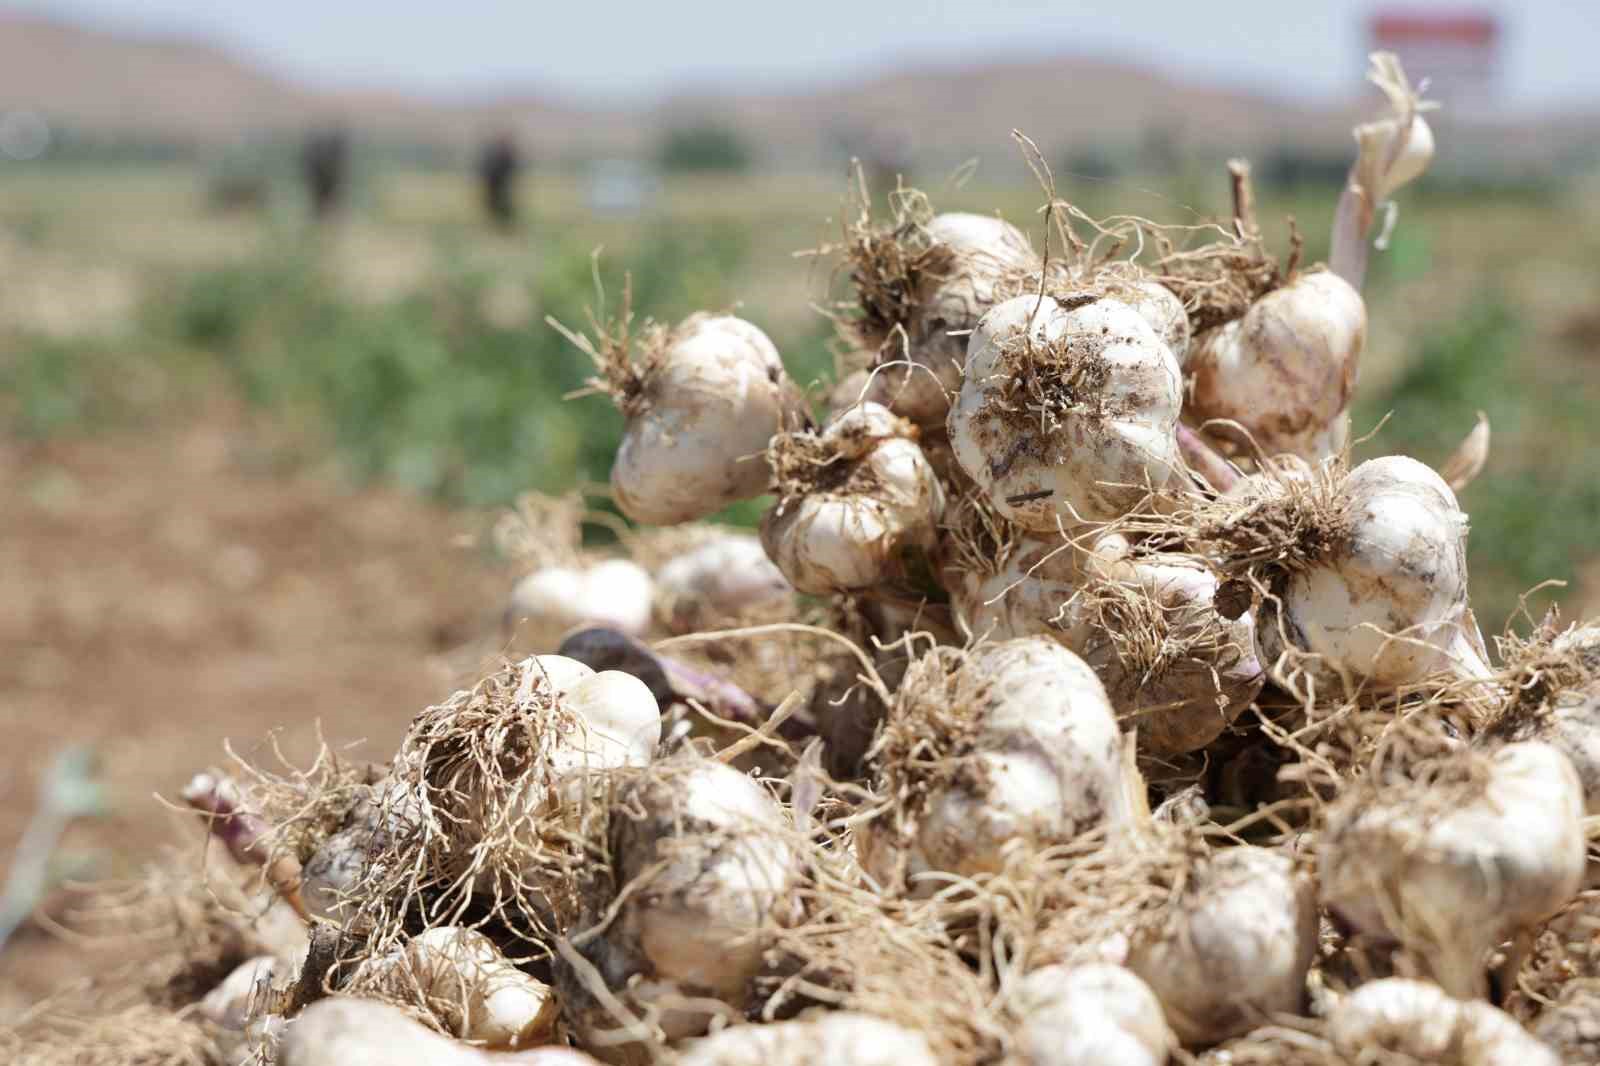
(949, 293, 1182, 532)
(1186, 271, 1366, 461)
(653, 533, 790, 624)
(507, 558, 655, 648)
(1329, 978, 1558, 1066)
(351, 927, 559, 1048)
(570, 758, 801, 1051)
(676, 1012, 939, 1066)
(1320, 741, 1587, 998)
(1123, 846, 1317, 1045)
(1011, 964, 1176, 1066)
(608, 315, 803, 525)
(761, 403, 944, 594)
(952, 535, 1092, 646)
(279, 998, 594, 1066)
(954, 532, 1261, 755)
(1260, 455, 1491, 691)
(860, 638, 1130, 891)
(1532, 982, 1600, 1064)
(864, 212, 1040, 426)
(1079, 541, 1264, 755)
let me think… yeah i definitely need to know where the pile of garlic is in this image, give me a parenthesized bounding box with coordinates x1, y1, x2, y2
(34, 52, 1600, 1066)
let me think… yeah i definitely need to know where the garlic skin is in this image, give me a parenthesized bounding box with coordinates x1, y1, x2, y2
(1319, 742, 1587, 999)
(676, 1012, 940, 1066)
(1187, 271, 1366, 461)
(1011, 964, 1176, 1066)
(865, 212, 1040, 426)
(507, 559, 655, 647)
(1124, 846, 1318, 1046)
(572, 758, 801, 1052)
(611, 315, 801, 526)
(860, 638, 1129, 890)
(352, 927, 559, 1048)
(653, 534, 790, 623)
(1328, 978, 1559, 1066)
(1330, 53, 1437, 288)
(1261, 455, 1490, 690)
(949, 294, 1183, 531)
(761, 403, 944, 595)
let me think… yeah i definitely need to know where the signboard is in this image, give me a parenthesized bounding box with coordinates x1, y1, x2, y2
(1368, 10, 1500, 108)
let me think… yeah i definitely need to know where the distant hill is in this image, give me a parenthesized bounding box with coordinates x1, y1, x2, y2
(0, 9, 1591, 168)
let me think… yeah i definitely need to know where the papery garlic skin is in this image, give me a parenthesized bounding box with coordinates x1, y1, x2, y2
(865, 213, 1040, 426)
(676, 1012, 940, 1066)
(1187, 271, 1366, 461)
(1262, 455, 1490, 689)
(1012, 964, 1177, 1066)
(860, 638, 1129, 890)
(761, 403, 944, 595)
(1329, 978, 1559, 1066)
(1123, 846, 1318, 1046)
(1319, 742, 1586, 999)
(949, 294, 1182, 532)
(612, 316, 801, 526)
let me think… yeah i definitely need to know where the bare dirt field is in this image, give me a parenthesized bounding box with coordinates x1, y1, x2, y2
(0, 404, 507, 1010)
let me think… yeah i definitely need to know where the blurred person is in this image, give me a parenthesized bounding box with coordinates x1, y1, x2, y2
(479, 132, 522, 229)
(301, 125, 350, 220)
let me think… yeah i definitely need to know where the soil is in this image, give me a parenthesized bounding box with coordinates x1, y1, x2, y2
(0, 404, 508, 1014)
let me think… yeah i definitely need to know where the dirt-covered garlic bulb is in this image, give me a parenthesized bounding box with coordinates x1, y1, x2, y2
(761, 402, 944, 594)
(578, 313, 804, 525)
(676, 1012, 939, 1066)
(1320, 741, 1587, 998)
(1010, 964, 1176, 1066)
(1328, 978, 1559, 1066)
(507, 558, 655, 647)
(859, 638, 1130, 892)
(949, 293, 1183, 532)
(1077, 536, 1264, 755)
(567, 757, 801, 1054)
(862, 212, 1041, 426)
(348, 927, 559, 1048)
(1186, 270, 1365, 461)
(1123, 845, 1317, 1046)
(1260, 455, 1491, 692)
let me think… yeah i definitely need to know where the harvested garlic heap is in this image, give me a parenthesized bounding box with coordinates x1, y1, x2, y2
(20, 53, 1600, 1066)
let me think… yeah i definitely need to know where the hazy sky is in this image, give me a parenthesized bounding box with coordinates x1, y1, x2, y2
(12, 0, 1600, 110)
